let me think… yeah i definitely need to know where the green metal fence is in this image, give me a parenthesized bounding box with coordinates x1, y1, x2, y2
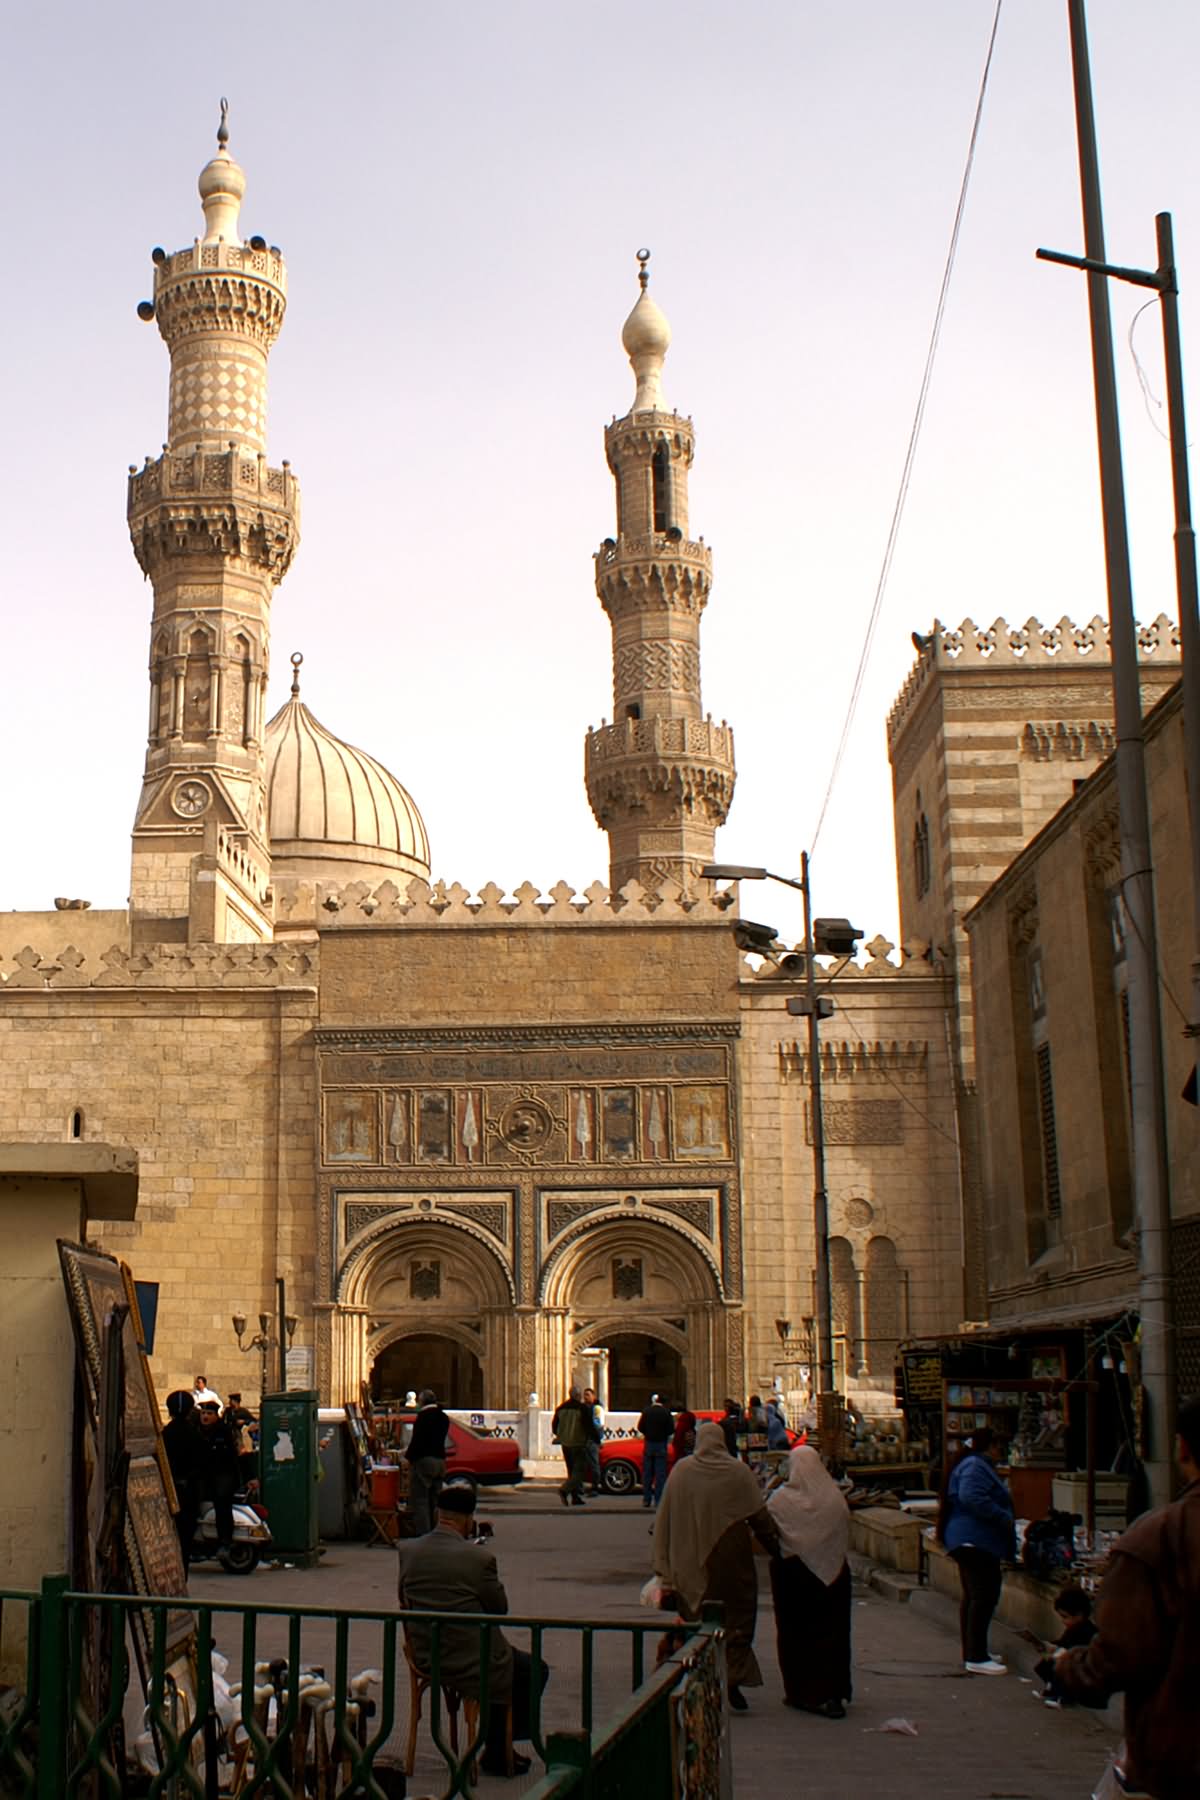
(0, 1581, 724, 1799)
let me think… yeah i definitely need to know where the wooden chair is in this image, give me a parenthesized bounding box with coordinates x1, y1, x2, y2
(402, 1639, 513, 1779)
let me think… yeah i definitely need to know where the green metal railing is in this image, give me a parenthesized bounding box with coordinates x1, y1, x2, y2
(0, 1581, 724, 1799)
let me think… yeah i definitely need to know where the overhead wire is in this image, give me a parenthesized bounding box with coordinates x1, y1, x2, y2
(810, 0, 1004, 856)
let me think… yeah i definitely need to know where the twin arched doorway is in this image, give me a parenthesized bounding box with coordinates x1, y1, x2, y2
(329, 1206, 731, 1409)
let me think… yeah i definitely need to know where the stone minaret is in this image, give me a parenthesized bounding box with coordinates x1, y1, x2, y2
(585, 255, 735, 894)
(126, 105, 299, 943)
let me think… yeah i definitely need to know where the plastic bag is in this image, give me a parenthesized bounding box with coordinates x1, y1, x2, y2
(640, 1576, 667, 1609)
(878, 1718, 919, 1737)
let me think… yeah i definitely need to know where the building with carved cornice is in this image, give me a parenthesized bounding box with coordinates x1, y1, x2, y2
(1, 117, 1184, 1418)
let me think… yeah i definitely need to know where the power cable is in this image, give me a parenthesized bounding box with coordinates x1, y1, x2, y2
(810, 0, 1004, 854)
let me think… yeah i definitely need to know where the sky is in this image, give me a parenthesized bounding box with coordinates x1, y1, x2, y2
(3, 0, 1198, 948)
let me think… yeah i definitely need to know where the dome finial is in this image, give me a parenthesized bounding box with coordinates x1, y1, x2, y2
(198, 99, 245, 244)
(290, 650, 303, 697)
(621, 248, 671, 414)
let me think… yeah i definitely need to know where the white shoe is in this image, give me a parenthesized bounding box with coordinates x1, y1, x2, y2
(964, 1659, 1007, 1675)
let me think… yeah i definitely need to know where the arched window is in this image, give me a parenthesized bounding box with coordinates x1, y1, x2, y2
(828, 1236, 860, 1384)
(913, 795, 931, 898)
(865, 1236, 901, 1374)
(652, 442, 672, 533)
(69, 1107, 84, 1141)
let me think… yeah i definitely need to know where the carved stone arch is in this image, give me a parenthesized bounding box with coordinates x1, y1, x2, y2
(538, 1211, 724, 1308)
(337, 1211, 516, 1308)
(572, 1315, 688, 1360)
(368, 1315, 483, 1363)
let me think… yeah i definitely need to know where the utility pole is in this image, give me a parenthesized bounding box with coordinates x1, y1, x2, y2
(798, 851, 835, 1401)
(1047, 0, 1175, 1506)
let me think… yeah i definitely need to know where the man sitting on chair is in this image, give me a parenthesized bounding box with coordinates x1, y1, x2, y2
(397, 1484, 548, 1778)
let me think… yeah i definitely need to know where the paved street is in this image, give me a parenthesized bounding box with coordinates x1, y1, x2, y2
(189, 1489, 1122, 1799)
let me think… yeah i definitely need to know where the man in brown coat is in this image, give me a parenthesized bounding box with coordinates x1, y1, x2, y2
(1055, 1395, 1200, 1798)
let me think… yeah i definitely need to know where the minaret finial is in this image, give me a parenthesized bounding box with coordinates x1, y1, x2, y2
(198, 100, 245, 243)
(290, 651, 303, 697)
(217, 97, 230, 150)
(621, 251, 671, 414)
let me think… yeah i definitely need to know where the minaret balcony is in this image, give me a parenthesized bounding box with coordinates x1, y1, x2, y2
(595, 532, 711, 577)
(585, 714, 734, 767)
(127, 450, 299, 581)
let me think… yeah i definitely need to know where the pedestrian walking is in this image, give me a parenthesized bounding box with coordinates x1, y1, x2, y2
(1053, 1396, 1200, 1798)
(196, 1398, 239, 1556)
(191, 1373, 222, 1409)
(405, 1388, 450, 1534)
(638, 1394, 674, 1508)
(937, 1427, 1015, 1675)
(766, 1396, 790, 1450)
(223, 1391, 257, 1487)
(583, 1387, 604, 1493)
(162, 1389, 204, 1569)
(552, 1386, 596, 1506)
(672, 1404, 698, 1461)
(720, 1397, 745, 1457)
(653, 1421, 781, 1711)
(767, 1445, 853, 1718)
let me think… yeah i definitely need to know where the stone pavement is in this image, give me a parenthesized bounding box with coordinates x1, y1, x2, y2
(189, 1488, 1122, 1799)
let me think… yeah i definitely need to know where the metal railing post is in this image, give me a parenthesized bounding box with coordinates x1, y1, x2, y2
(35, 1576, 69, 1800)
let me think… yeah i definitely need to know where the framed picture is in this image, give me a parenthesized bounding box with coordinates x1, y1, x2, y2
(948, 1384, 968, 1406)
(946, 1413, 961, 1433)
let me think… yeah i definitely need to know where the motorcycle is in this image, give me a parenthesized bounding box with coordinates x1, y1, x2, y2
(191, 1497, 272, 1574)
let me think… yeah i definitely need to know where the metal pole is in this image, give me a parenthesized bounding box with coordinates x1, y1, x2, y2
(1068, 0, 1174, 1506)
(1155, 211, 1200, 1107)
(802, 851, 835, 1399)
(277, 1275, 288, 1391)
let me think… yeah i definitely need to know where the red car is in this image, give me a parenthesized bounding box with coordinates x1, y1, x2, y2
(385, 1411, 524, 1487)
(599, 1412, 801, 1494)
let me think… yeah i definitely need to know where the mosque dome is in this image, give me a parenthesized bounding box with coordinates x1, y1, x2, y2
(620, 251, 671, 414)
(264, 659, 430, 889)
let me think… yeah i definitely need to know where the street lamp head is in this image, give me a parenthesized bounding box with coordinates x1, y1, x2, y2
(812, 917, 864, 957)
(732, 919, 779, 954)
(231, 1313, 247, 1340)
(700, 863, 769, 883)
(285, 1314, 298, 1344)
(258, 1312, 271, 1337)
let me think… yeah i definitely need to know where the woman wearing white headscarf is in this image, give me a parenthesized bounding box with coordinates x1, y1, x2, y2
(766, 1445, 853, 1717)
(652, 1421, 782, 1710)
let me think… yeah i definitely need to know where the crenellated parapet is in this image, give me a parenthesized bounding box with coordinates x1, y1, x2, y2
(888, 612, 1181, 745)
(279, 874, 738, 929)
(0, 941, 316, 990)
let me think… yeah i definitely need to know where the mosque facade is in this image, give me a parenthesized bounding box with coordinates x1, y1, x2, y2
(1, 122, 1179, 1415)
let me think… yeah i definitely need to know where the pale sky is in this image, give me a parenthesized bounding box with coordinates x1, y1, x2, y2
(4, 1, 1198, 948)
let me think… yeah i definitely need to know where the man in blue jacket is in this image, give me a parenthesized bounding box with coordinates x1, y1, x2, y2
(939, 1428, 1016, 1674)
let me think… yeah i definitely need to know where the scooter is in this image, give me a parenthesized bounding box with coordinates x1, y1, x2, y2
(191, 1497, 272, 1574)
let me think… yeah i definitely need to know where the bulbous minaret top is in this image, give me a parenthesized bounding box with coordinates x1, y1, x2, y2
(198, 99, 246, 243)
(621, 250, 672, 413)
(584, 253, 736, 895)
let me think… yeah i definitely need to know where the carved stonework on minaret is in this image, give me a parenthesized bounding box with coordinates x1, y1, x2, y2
(127, 107, 300, 943)
(584, 253, 735, 895)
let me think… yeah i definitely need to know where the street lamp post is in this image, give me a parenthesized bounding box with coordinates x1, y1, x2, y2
(703, 859, 862, 1429)
(232, 1298, 298, 1406)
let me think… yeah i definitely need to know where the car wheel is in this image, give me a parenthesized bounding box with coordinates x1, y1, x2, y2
(602, 1460, 638, 1496)
(218, 1544, 261, 1575)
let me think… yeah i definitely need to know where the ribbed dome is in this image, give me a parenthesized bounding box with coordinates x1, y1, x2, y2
(264, 679, 430, 889)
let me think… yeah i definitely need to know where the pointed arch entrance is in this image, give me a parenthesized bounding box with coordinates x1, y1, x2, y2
(540, 1214, 730, 1410)
(331, 1214, 516, 1408)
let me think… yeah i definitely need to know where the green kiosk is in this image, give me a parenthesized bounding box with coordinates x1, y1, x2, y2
(259, 1390, 320, 1567)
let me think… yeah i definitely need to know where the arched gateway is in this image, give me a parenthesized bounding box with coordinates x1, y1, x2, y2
(323, 1204, 733, 1410)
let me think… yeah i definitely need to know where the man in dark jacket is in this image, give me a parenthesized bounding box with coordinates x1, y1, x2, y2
(405, 1389, 451, 1535)
(162, 1389, 205, 1568)
(1055, 1397, 1200, 1799)
(196, 1398, 241, 1554)
(552, 1387, 597, 1507)
(637, 1396, 674, 1509)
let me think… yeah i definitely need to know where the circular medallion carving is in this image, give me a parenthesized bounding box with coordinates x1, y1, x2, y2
(846, 1197, 875, 1229)
(171, 778, 211, 818)
(499, 1099, 552, 1153)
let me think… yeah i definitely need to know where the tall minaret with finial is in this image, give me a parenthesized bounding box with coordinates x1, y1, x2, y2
(585, 253, 735, 894)
(126, 103, 299, 943)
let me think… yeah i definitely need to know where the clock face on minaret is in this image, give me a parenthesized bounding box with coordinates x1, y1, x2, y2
(127, 105, 300, 933)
